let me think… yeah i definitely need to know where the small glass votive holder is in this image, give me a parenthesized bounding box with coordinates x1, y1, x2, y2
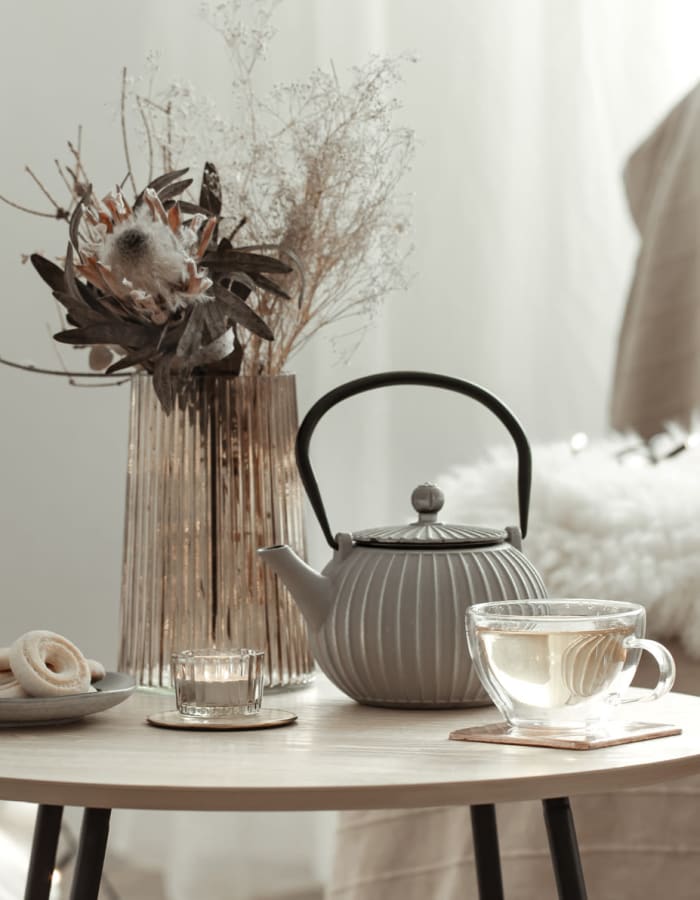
(171, 649, 265, 718)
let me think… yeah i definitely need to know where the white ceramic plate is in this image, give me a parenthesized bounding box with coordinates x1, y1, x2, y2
(0, 672, 136, 727)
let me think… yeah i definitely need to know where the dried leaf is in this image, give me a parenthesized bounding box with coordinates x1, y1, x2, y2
(63, 245, 101, 318)
(199, 162, 222, 217)
(206, 324, 244, 375)
(68, 199, 87, 257)
(175, 305, 206, 360)
(229, 326, 244, 373)
(105, 346, 158, 374)
(156, 318, 188, 353)
(177, 200, 212, 216)
(233, 243, 303, 305)
(54, 322, 157, 348)
(248, 272, 291, 300)
(95, 294, 139, 324)
(157, 179, 193, 202)
(202, 248, 292, 275)
(278, 245, 305, 307)
(30, 254, 66, 293)
(224, 271, 257, 296)
(145, 168, 190, 195)
(52, 291, 101, 325)
(152, 356, 176, 414)
(188, 327, 234, 367)
(213, 283, 274, 341)
(75, 278, 103, 309)
(201, 300, 230, 341)
(134, 168, 190, 210)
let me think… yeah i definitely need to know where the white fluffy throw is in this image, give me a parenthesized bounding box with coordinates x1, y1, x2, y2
(440, 439, 700, 658)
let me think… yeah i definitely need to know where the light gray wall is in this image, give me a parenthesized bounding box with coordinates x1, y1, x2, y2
(2, 0, 700, 659)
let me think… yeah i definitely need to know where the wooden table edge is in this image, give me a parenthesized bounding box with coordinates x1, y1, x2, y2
(2, 751, 700, 811)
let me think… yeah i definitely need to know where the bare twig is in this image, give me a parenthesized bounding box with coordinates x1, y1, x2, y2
(136, 95, 155, 183)
(0, 354, 132, 382)
(65, 378, 132, 388)
(120, 68, 137, 196)
(54, 158, 75, 198)
(227, 216, 247, 242)
(25, 165, 62, 210)
(165, 100, 172, 172)
(0, 193, 60, 219)
(67, 137, 89, 188)
(138, 96, 171, 114)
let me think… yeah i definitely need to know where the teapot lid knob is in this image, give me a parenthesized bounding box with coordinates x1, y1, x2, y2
(354, 481, 506, 546)
(411, 483, 445, 523)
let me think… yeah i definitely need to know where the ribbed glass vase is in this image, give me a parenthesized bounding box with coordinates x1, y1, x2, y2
(118, 373, 315, 689)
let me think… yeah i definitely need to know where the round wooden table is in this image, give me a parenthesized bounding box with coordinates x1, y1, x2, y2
(4, 676, 700, 900)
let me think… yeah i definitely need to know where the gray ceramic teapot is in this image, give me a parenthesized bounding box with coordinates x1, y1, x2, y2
(259, 371, 547, 708)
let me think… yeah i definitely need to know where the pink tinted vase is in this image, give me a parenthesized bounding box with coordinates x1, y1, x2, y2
(118, 372, 314, 689)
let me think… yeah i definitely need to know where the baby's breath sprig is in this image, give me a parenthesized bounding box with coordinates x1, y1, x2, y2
(128, 0, 415, 374)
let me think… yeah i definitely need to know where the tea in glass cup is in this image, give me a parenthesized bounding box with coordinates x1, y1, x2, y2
(466, 599, 675, 734)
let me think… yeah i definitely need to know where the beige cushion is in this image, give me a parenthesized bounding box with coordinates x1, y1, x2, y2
(610, 82, 700, 438)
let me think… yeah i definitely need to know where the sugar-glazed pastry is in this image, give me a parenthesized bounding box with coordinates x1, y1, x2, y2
(9, 631, 91, 697)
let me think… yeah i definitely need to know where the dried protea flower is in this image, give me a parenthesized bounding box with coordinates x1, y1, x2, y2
(30, 164, 299, 411)
(79, 185, 215, 325)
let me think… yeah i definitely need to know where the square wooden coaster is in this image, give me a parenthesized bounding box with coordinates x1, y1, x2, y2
(449, 721, 682, 750)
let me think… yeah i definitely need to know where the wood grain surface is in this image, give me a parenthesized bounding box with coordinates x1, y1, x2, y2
(0, 676, 699, 811)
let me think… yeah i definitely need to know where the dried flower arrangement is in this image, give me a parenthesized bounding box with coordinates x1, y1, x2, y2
(0, 1, 414, 410)
(29, 163, 297, 411)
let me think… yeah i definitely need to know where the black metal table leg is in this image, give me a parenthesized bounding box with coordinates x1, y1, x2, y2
(543, 797, 588, 900)
(24, 804, 64, 900)
(470, 804, 505, 900)
(68, 807, 112, 900)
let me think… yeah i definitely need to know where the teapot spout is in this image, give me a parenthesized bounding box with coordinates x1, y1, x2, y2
(257, 544, 331, 633)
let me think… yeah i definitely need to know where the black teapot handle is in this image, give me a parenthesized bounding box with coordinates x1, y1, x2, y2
(295, 371, 532, 550)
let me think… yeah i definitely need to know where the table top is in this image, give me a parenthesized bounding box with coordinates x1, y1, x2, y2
(1, 676, 700, 812)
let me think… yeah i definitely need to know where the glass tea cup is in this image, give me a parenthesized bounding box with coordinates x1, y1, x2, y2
(171, 649, 265, 718)
(466, 599, 676, 734)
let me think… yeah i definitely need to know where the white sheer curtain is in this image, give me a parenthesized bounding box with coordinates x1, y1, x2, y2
(1, 2, 700, 897)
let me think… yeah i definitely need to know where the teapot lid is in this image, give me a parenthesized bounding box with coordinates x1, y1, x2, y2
(352, 483, 508, 549)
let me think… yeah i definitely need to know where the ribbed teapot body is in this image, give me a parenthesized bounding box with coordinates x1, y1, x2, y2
(311, 543, 547, 708)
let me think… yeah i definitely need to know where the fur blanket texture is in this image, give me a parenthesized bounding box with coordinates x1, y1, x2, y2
(439, 437, 700, 658)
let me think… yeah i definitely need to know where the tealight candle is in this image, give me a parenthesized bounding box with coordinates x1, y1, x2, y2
(171, 649, 265, 718)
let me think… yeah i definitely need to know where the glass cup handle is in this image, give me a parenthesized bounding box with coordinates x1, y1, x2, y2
(621, 637, 676, 703)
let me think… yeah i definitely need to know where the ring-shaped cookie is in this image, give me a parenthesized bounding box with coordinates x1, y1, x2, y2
(9, 631, 91, 697)
(0, 670, 27, 698)
(87, 659, 106, 682)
